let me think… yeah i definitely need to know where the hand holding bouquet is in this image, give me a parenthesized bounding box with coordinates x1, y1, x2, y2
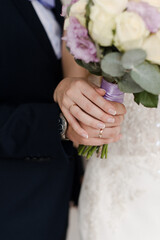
(62, 0, 160, 159)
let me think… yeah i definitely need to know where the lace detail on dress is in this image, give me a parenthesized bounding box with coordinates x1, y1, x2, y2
(79, 94, 160, 240)
(110, 94, 160, 157)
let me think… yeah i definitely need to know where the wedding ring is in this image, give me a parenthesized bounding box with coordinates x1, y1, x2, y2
(98, 128, 104, 138)
(69, 103, 77, 112)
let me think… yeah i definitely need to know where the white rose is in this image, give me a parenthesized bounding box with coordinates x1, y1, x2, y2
(93, 0, 128, 15)
(129, 0, 160, 9)
(142, 31, 160, 64)
(89, 5, 115, 46)
(69, 0, 87, 27)
(64, 18, 70, 30)
(114, 12, 149, 51)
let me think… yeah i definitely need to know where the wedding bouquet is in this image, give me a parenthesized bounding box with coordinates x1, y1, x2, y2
(62, 0, 160, 159)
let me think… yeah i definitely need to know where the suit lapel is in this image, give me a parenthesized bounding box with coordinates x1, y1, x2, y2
(12, 0, 56, 60)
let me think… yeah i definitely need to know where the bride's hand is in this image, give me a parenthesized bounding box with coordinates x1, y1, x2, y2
(54, 77, 126, 139)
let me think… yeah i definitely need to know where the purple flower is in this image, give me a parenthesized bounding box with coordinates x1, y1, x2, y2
(71, 0, 79, 3)
(63, 17, 99, 63)
(61, 5, 68, 17)
(128, 1, 160, 33)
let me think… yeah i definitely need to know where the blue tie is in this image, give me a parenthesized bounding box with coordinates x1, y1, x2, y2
(34, 0, 55, 9)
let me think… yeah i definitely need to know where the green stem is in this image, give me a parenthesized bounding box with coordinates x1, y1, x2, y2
(82, 146, 93, 156)
(78, 145, 86, 156)
(101, 144, 106, 159)
(78, 144, 108, 159)
(96, 146, 100, 154)
(105, 144, 108, 159)
(87, 146, 97, 159)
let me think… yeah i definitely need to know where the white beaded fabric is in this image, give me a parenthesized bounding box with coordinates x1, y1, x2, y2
(79, 94, 160, 240)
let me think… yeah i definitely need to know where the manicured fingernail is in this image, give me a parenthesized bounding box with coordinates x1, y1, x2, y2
(82, 133, 88, 139)
(97, 123, 106, 129)
(107, 118, 115, 123)
(108, 109, 116, 116)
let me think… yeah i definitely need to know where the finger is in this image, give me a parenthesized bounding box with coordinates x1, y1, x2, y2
(88, 82, 106, 97)
(67, 125, 122, 146)
(81, 84, 117, 115)
(83, 81, 106, 96)
(62, 107, 89, 139)
(78, 134, 122, 146)
(81, 83, 126, 116)
(105, 115, 124, 127)
(59, 87, 114, 128)
(84, 126, 121, 139)
(69, 104, 106, 130)
(113, 115, 124, 125)
(71, 80, 117, 116)
(94, 87, 106, 96)
(110, 102, 127, 115)
(99, 126, 121, 139)
(74, 94, 116, 124)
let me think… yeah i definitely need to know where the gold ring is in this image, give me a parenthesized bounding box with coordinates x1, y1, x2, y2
(69, 103, 77, 112)
(98, 128, 104, 138)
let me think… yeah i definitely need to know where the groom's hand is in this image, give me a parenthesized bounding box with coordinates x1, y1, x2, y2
(66, 107, 125, 146)
(66, 118, 123, 146)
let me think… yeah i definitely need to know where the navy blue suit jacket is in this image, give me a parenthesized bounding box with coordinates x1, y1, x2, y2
(0, 1, 77, 240)
(0, 0, 71, 160)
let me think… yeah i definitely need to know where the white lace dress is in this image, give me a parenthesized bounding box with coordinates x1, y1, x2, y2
(79, 94, 160, 240)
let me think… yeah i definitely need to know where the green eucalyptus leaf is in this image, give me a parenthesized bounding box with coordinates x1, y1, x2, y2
(118, 73, 143, 93)
(122, 49, 146, 70)
(134, 91, 159, 108)
(101, 52, 125, 77)
(75, 59, 102, 76)
(131, 62, 160, 95)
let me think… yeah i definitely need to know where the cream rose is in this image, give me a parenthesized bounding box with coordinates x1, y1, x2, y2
(89, 5, 115, 46)
(114, 12, 149, 51)
(142, 31, 160, 64)
(69, 0, 87, 27)
(93, 0, 128, 15)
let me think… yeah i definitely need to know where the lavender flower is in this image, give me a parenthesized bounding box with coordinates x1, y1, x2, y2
(128, 1, 160, 33)
(61, 5, 68, 17)
(71, 0, 79, 3)
(63, 17, 99, 63)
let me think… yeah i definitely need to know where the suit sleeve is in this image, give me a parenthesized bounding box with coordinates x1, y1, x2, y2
(0, 103, 62, 159)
